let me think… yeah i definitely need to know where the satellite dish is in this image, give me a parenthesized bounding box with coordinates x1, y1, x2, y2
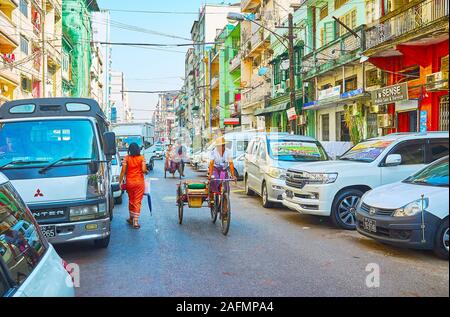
(258, 67, 268, 76)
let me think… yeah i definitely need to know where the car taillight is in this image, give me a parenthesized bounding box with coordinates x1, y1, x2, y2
(62, 259, 75, 283)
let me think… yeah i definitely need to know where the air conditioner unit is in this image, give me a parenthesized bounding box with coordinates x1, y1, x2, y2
(426, 72, 448, 91)
(377, 114, 393, 128)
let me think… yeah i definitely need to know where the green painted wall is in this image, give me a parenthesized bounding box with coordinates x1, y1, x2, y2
(62, 0, 95, 98)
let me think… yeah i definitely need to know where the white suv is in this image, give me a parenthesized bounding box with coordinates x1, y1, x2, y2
(282, 132, 449, 230)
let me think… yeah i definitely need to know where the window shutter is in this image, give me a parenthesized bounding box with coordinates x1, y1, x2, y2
(324, 21, 335, 44)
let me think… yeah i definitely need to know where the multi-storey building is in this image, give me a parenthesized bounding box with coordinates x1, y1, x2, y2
(364, 0, 449, 133)
(240, 0, 296, 131)
(1, 0, 63, 104)
(110, 71, 132, 123)
(62, 0, 99, 98)
(90, 42, 103, 109)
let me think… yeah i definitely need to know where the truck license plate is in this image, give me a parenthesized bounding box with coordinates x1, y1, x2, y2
(40, 225, 57, 239)
(363, 218, 377, 233)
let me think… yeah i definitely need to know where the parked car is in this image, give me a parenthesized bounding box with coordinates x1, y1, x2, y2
(197, 143, 215, 173)
(283, 132, 449, 230)
(234, 154, 245, 181)
(111, 154, 123, 205)
(0, 172, 74, 297)
(150, 143, 165, 160)
(245, 133, 329, 208)
(356, 156, 449, 259)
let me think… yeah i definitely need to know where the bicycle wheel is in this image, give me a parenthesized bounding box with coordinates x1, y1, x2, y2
(177, 186, 184, 225)
(210, 194, 219, 224)
(220, 191, 231, 236)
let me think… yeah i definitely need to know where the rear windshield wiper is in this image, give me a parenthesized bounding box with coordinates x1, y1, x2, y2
(39, 157, 93, 174)
(0, 160, 49, 170)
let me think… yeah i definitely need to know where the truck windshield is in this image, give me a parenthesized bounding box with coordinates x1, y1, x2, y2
(268, 140, 328, 162)
(403, 158, 449, 187)
(0, 120, 98, 169)
(340, 140, 394, 163)
(117, 136, 143, 151)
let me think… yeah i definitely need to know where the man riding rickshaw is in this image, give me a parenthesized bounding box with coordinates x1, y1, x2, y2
(164, 142, 186, 178)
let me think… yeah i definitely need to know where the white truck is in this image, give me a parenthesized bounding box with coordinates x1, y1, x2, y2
(112, 123, 156, 170)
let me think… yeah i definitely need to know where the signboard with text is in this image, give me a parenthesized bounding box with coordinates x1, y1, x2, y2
(371, 83, 408, 106)
(286, 107, 297, 121)
(318, 86, 341, 101)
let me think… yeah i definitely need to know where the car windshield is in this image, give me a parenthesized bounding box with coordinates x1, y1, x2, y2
(117, 136, 143, 151)
(404, 158, 449, 187)
(0, 119, 98, 169)
(340, 139, 394, 163)
(268, 140, 328, 162)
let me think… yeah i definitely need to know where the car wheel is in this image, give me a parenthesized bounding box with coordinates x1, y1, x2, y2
(234, 168, 239, 180)
(331, 189, 363, 230)
(94, 235, 110, 249)
(114, 195, 123, 205)
(245, 175, 254, 196)
(434, 218, 449, 260)
(261, 182, 272, 208)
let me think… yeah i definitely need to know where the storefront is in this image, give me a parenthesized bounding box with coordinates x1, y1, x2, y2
(369, 39, 449, 132)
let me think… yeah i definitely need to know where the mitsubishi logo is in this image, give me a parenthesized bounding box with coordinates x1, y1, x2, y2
(34, 189, 44, 197)
(369, 208, 376, 216)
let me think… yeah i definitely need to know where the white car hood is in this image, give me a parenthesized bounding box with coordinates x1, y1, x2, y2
(288, 160, 369, 173)
(363, 182, 448, 209)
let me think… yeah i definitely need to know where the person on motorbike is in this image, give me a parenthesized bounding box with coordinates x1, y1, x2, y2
(208, 136, 236, 201)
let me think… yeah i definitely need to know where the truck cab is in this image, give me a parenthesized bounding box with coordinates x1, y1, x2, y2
(0, 98, 117, 248)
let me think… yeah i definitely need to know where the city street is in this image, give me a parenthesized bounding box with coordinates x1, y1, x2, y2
(57, 160, 449, 297)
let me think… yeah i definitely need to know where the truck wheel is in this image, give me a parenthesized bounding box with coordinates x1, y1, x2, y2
(94, 235, 110, 249)
(114, 195, 123, 205)
(262, 182, 273, 208)
(434, 218, 449, 260)
(331, 189, 363, 230)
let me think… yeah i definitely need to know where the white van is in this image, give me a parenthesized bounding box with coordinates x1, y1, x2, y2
(0, 172, 74, 297)
(0, 98, 117, 248)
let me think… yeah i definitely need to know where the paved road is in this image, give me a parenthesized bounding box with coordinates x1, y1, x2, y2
(56, 160, 449, 297)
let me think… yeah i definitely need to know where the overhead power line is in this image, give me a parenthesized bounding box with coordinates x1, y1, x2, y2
(95, 41, 222, 47)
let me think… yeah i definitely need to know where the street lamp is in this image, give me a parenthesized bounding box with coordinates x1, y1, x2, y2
(227, 12, 299, 134)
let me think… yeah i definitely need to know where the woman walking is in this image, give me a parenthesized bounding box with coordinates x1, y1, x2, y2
(119, 143, 148, 229)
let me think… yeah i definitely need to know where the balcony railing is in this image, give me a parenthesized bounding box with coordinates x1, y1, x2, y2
(302, 25, 365, 79)
(366, 0, 449, 51)
(241, 79, 271, 108)
(229, 53, 241, 72)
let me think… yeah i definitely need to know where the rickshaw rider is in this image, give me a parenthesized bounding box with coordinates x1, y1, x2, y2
(208, 136, 237, 201)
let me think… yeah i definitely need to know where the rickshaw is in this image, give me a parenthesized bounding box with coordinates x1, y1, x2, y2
(176, 177, 232, 236)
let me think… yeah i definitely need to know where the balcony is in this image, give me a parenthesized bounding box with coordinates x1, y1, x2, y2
(229, 53, 241, 72)
(241, 0, 261, 13)
(302, 25, 365, 80)
(241, 79, 271, 109)
(0, 3, 18, 52)
(365, 0, 449, 55)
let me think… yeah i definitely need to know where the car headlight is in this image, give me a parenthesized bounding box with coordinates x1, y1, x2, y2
(308, 173, 338, 184)
(394, 198, 429, 217)
(70, 203, 107, 221)
(268, 167, 287, 179)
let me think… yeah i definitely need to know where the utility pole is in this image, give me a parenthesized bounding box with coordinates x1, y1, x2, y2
(288, 13, 296, 134)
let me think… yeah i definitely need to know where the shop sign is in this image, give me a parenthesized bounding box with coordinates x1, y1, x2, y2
(224, 118, 240, 126)
(371, 83, 408, 106)
(286, 107, 297, 121)
(318, 86, 341, 101)
(420, 111, 428, 133)
(395, 99, 418, 112)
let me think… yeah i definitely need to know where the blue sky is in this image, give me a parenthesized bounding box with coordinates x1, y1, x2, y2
(96, 0, 228, 121)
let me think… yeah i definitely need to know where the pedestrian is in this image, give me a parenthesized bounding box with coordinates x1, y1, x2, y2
(119, 142, 148, 229)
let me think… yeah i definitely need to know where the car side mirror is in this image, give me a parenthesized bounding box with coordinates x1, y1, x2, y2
(103, 132, 117, 159)
(385, 154, 402, 167)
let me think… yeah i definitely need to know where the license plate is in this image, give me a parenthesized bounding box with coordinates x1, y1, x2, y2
(286, 190, 294, 199)
(40, 225, 57, 239)
(363, 218, 377, 233)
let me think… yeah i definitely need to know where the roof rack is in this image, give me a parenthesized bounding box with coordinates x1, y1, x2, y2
(0, 98, 108, 124)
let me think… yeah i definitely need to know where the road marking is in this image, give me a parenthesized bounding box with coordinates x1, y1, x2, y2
(163, 196, 176, 201)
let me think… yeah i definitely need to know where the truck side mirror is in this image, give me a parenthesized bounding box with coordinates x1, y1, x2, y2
(103, 132, 117, 159)
(385, 154, 402, 167)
